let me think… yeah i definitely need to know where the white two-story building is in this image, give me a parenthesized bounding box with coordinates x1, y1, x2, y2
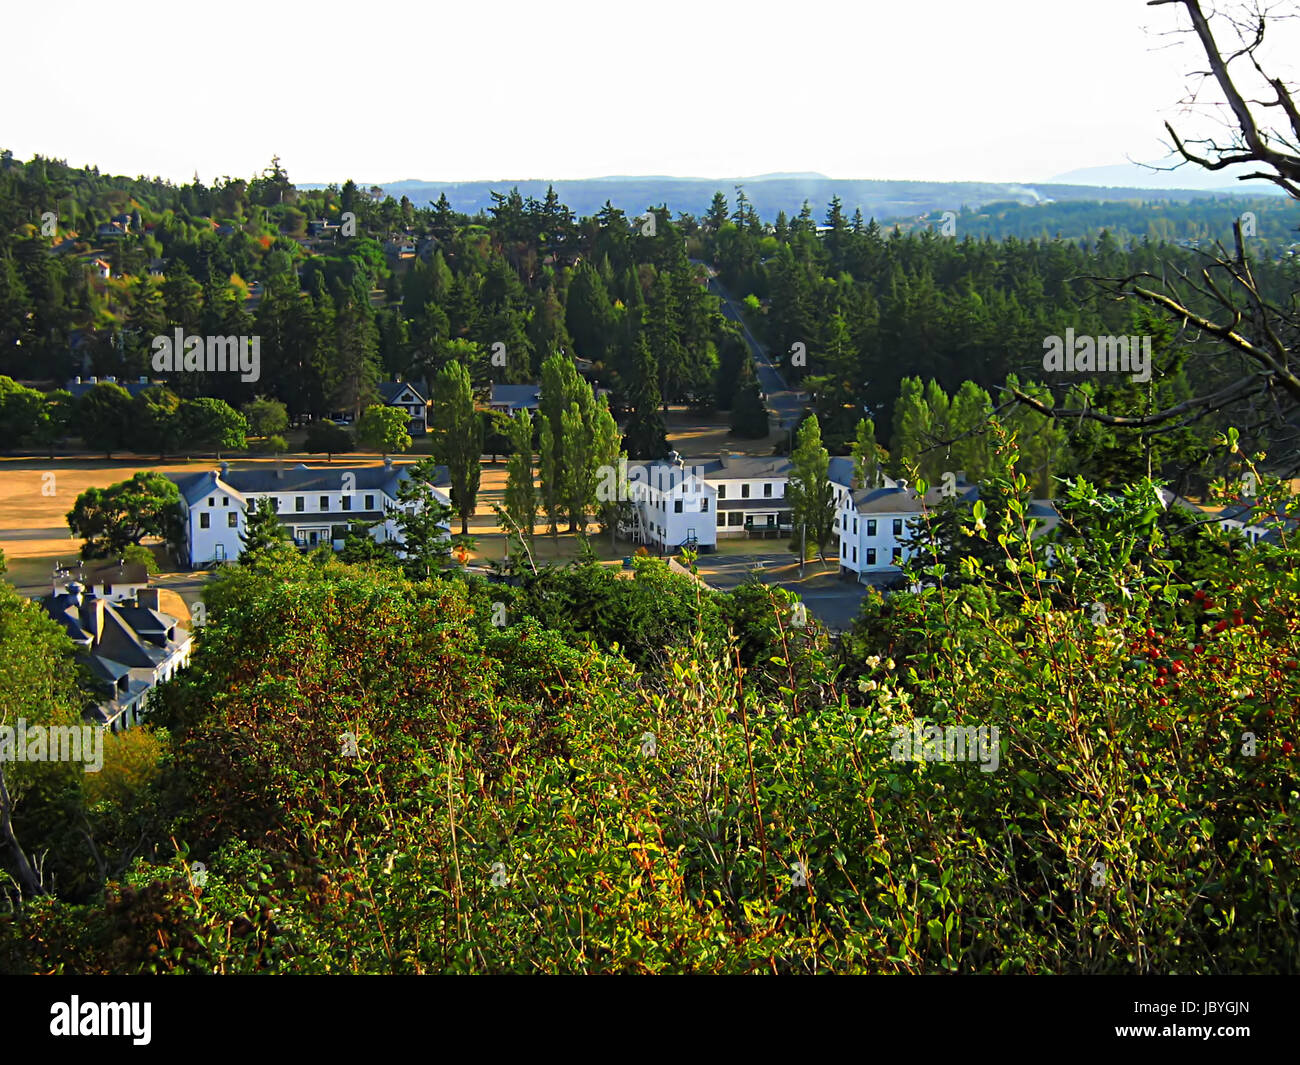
(624, 458, 718, 552)
(170, 459, 451, 567)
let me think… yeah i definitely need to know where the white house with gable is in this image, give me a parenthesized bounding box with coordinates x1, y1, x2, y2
(170, 459, 451, 567)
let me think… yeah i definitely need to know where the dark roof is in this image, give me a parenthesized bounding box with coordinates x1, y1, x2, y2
(65, 377, 155, 398)
(377, 381, 427, 405)
(79, 561, 149, 586)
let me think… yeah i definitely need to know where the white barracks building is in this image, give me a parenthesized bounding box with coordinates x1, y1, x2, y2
(170, 460, 451, 567)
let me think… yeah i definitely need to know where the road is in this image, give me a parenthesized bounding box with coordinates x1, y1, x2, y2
(695, 260, 806, 439)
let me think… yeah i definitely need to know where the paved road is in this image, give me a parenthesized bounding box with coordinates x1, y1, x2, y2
(690, 552, 866, 632)
(695, 260, 806, 437)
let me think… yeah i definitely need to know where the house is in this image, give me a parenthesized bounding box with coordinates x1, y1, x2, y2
(169, 459, 452, 567)
(39, 581, 192, 732)
(61, 559, 151, 604)
(489, 384, 542, 417)
(624, 456, 718, 553)
(96, 220, 128, 240)
(89, 258, 111, 279)
(377, 380, 429, 435)
(704, 452, 795, 539)
(307, 219, 341, 238)
(837, 477, 980, 579)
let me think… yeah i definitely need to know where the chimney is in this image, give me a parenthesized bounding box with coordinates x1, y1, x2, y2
(80, 596, 106, 644)
(384, 456, 393, 469)
(67, 579, 83, 606)
(219, 461, 230, 478)
(137, 588, 160, 611)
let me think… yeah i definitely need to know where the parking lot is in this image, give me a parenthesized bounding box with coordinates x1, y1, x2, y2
(690, 553, 870, 633)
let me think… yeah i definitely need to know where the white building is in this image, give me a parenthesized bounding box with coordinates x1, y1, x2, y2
(837, 477, 980, 578)
(170, 460, 451, 567)
(624, 451, 897, 553)
(41, 582, 192, 731)
(624, 458, 718, 552)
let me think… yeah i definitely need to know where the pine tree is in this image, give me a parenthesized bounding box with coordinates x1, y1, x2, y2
(787, 414, 836, 555)
(239, 498, 291, 564)
(890, 376, 930, 479)
(948, 380, 994, 482)
(624, 334, 667, 458)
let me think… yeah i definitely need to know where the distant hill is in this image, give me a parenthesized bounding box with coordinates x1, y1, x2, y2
(1047, 160, 1289, 196)
(300, 172, 1270, 222)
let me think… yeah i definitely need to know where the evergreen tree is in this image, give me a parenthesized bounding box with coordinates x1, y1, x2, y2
(624, 334, 667, 458)
(787, 414, 837, 555)
(852, 417, 882, 489)
(239, 498, 291, 564)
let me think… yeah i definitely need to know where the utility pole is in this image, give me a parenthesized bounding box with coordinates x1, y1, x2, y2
(800, 520, 806, 579)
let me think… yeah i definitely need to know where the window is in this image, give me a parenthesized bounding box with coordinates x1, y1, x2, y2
(342, 496, 352, 511)
(741, 484, 750, 498)
(200, 513, 210, 529)
(717, 511, 725, 525)
(866, 548, 876, 565)
(867, 519, 876, 536)
(296, 497, 305, 512)
(222, 496, 229, 506)
(365, 494, 374, 510)
(272, 497, 280, 513)
(766, 514, 775, 527)
(717, 485, 726, 499)
(207, 497, 214, 507)
(674, 500, 683, 513)
(701, 497, 709, 512)
(852, 548, 857, 563)
(320, 496, 329, 511)
(228, 512, 238, 528)
(853, 519, 858, 534)
(892, 519, 903, 537)
(728, 512, 744, 527)
(763, 483, 772, 497)
(892, 548, 902, 563)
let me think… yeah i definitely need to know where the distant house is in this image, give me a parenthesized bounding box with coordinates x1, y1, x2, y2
(96, 220, 128, 239)
(169, 460, 452, 567)
(307, 219, 341, 238)
(39, 580, 192, 732)
(67, 560, 151, 604)
(89, 258, 111, 279)
(489, 384, 542, 417)
(65, 375, 156, 399)
(146, 258, 168, 277)
(377, 380, 429, 435)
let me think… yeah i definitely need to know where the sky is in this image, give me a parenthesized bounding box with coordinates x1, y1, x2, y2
(4, 0, 1295, 187)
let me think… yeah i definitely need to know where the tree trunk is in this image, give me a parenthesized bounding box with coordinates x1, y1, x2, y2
(0, 765, 44, 897)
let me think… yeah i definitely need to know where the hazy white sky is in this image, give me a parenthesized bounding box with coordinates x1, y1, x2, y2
(4, 0, 1294, 185)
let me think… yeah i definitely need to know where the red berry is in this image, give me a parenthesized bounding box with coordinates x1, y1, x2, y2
(1194, 645, 1204, 655)
(1154, 677, 1166, 688)
(1283, 741, 1294, 755)
(1171, 661, 1185, 674)
(1146, 629, 1157, 640)
(1158, 698, 1170, 707)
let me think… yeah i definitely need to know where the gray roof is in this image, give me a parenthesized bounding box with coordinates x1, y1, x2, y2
(852, 482, 980, 515)
(489, 384, 541, 408)
(171, 463, 449, 506)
